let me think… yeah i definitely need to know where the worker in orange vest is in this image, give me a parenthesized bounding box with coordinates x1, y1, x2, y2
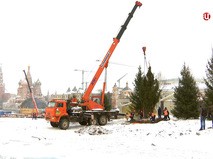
(129, 111, 135, 121)
(163, 107, 170, 120)
(149, 112, 156, 122)
(70, 95, 78, 106)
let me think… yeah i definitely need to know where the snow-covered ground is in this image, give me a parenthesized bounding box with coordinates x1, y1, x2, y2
(0, 117, 212, 159)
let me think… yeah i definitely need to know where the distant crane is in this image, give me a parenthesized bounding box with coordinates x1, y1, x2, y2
(96, 60, 134, 91)
(74, 69, 89, 91)
(23, 70, 38, 117)
(117, 73, 128, 88)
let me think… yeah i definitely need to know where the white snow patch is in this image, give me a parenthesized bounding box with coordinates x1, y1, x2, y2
(0, 118, 212, 159)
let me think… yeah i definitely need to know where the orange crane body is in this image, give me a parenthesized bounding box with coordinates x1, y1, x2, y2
(81, 38, 119, 109)
(81, 1, 142, 110)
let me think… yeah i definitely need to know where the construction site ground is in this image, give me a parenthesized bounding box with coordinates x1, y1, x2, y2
(0, 117, 212, 159)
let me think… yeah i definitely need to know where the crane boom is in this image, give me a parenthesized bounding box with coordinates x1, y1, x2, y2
(23, 70, 39, 116)
(81, 1, 142, 110)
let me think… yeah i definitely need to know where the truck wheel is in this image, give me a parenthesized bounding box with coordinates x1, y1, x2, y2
(59, 118, 70, 130)
(50, 122, 59, 128)
(98, 115, 107, 126)
(79, 121, 87, 125)
(88, 117, 98, 125)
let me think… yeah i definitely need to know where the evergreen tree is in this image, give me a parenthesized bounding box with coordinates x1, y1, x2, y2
(130, 66, 144, 114)
(130, 66, 161, 118)
(144, 66, 161, 116)
(104, 93, 112, 111)
(100, 91, 111, 111)
(204, 53, 213, 114)
(172, 63, 200, 119)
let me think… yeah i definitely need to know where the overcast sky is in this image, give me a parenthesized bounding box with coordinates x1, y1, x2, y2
(0, 0, 213, 95)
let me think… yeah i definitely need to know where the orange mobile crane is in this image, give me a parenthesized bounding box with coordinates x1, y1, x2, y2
(45, 1, 142, 130)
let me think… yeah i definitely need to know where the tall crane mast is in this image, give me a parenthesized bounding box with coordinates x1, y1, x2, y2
(81, 1, 142, 110)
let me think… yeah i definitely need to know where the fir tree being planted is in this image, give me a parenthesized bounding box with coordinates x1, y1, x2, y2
(130, 66, 161, 118)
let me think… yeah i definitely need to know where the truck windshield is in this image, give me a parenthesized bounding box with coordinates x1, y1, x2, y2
(48, 102, 56, 108)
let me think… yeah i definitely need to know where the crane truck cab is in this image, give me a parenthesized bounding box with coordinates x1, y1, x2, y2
(45, 99, 116, 130)
(45, 99, 70, 129)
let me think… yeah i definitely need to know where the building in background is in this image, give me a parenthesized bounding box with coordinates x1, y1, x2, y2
(0, 63, 208, 116)
(2, 66, 46, 115)
(16, 66, 43, 101)
(17, 66, 46, 115)
(0, 64, 11, 109)
(111, 82, 132, 113)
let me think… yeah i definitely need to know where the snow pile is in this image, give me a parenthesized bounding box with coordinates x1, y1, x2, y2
(75, 125, 112, 135)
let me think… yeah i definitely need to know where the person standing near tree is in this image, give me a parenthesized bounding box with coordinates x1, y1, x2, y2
(149, 112, 156, 123)
(209, 111, 213, 128)
(163, 107, 170, 121)
(158, 106, 162, 119)
(130, 112, 135, 121)
(70, 95, 78, 107)
(139, 110, 143, 120)
(199, 105, 207, 131)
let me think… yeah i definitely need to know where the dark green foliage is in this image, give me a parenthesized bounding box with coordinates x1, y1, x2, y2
(204, 54, 213, 116)
(103, 93, 112, 111)
(172, 64, 200, 119)
(129, 66, 143, 113)
(130, 66, 161, 118)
